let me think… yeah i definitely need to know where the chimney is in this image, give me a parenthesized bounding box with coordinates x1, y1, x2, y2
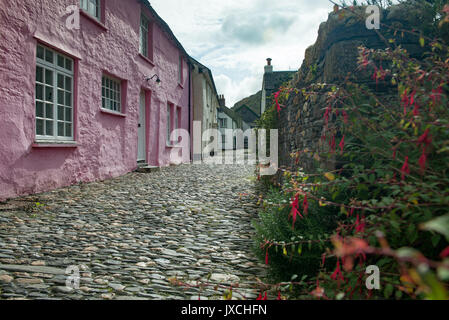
(264, 58, 273, 73)
(218, 94, 226, 107)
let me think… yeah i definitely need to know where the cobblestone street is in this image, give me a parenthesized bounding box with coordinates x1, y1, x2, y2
(0, 160, 267, 300)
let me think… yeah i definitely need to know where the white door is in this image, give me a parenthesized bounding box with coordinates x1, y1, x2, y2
(137, 92, 146, 162)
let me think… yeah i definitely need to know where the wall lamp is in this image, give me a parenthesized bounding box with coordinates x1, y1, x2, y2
(146, 74, 161, 85)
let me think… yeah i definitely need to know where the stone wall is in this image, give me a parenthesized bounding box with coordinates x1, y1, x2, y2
(278, 3, 434, 174)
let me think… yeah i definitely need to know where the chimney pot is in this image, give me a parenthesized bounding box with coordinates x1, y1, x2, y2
(266, 58, 272, 66)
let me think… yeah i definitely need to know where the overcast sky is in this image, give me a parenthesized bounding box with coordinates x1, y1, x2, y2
(151, 0, 332, 107)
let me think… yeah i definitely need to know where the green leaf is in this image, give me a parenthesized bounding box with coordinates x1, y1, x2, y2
(384, 284, 394, 298)
(419, 36, 425, 48)
(421, 215, 449, 241)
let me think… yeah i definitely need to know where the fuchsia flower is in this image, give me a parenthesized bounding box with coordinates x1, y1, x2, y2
(401, 156, 410, 180)
(303, 194, 309, 216)
(257, 292, 268, 300)
(324, 105, 332, 126)
(440, 246, 449, 258)
(430, 85, 443, 105)
(274, 90, 282, 114)
(331, 260, 344, 281)
(290, 194, 303, 229)
(419, 151, 427, 174)
(418, 129, 432, 146)
(265, 249, 269, 265)
(355, 214, 366, 233)
(339, 135, 345, 155)
(342, 110, 348, 124)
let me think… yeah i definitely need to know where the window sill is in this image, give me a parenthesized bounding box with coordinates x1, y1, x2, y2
(80, 10, 108, 31)
(33, 141, 78, 148)
(138, 53, 155, 67)
(100, 108, 126, 117)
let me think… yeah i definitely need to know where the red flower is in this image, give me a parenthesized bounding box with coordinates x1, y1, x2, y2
(331, 260, 344, 281)
(277, 291, 282, 300)
(401, 156, 410, 180)
(342, 110, 348, 124)
(440, 246, 449, 258)
(291, 194, 303, 229)
(324, 105, 332, 126)
(274, 91, 282, 114)
(355, 214, 366, 233)
(303, 194, 309, 216)
(430, 85, 443, 104)
(265, 249, 269, 265)
(413, 103, 420, 116)
(419, 151, 427, 174)
(418, 128, 432, 146)
(339, 135, 345, 155)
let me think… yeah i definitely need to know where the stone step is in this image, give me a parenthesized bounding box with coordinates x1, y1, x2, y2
(135, 165, 161, 173)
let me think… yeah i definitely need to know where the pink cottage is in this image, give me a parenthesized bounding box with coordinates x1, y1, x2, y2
(0, 0, 193, 201)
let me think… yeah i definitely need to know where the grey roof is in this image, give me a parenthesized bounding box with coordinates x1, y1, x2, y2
(219, 106, 243, 128)
(139, 0, 190, 61)
(263, 71, 296, 92)
(188, 56, 219, 100)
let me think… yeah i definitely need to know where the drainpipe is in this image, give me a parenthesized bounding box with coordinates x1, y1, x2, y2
(188, 61, 192, 162)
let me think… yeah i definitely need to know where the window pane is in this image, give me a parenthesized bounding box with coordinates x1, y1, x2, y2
(57, 55, 65, 68)
(58, 105, 64, 121)
(65, 108, 72, 122)
(45, 103, 53, 119)
(45, 49, 53, 63)
(58, 122, 64, 136)
(65, 123, 72, 137)
(46, 120, 53, 135)
(57, 74, 64, 89)
(36, 101, 44, 118)
(36, 119, 44, 135)
(36, 84, 43, 100)
(37, 46, 44, 60)
(45, 69, 53, 85)
(36, 66, 43, 83)
(45, 86, 53, 102)
(65, 58, 72, 72)
(65, 76, 72, 91)
(65, 92, 71, 106)
(58, 90, 64, 105)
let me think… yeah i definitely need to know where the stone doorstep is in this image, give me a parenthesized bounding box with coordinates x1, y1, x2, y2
(134, 164, 161, 173)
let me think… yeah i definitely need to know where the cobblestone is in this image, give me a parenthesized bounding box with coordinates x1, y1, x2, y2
(0, 161, 266, 300)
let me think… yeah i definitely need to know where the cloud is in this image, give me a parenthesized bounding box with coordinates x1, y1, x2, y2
(221, 12, 297, 45)
(150, 0, 332, 107)
(214, 74, 262, 108)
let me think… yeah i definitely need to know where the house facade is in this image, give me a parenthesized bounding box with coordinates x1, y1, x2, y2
(190, 58, 219, 161)
(218, 97, 243, 151)
(260, 58, 295, 115)
(0, 0, 192, 201)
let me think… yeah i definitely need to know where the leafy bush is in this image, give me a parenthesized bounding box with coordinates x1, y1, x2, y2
(254, 3, 449, 300)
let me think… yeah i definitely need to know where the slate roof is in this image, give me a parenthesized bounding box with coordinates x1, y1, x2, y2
(263, 71, 296, 93)
(139, 0, 190, 60)
(219, 106, 243, 128)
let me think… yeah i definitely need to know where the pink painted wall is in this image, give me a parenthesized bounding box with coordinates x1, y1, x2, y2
(0, 0, 191, 201)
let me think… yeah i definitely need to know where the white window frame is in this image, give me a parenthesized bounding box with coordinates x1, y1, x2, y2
(140, 13, 150, 58)
(35, 44, 74, 142)
(102, 75, 122, 113)
(80, 0, 101, 21)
